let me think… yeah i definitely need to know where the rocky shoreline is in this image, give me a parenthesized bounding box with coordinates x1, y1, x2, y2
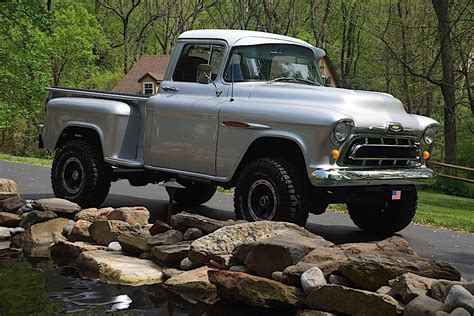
(1, 178, 473, 315)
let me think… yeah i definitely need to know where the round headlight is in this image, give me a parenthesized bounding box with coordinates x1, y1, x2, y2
(333, 121, 353, 143)
(423, 125, 439, 144)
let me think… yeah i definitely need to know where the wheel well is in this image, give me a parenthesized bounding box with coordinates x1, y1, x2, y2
(231, 137, 308, 184)
(55, 127, 102, 154)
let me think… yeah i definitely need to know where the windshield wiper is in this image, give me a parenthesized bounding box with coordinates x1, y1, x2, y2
(267, 76, 320, 86)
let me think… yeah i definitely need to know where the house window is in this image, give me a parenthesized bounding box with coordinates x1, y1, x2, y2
(143, 82, 154, 94)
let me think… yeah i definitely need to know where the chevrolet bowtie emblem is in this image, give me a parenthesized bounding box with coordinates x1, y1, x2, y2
(387, 122, 403, 132)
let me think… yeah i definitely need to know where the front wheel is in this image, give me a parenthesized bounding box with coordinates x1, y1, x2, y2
(347, 189, 417, 234)
(233, 158, 310, 226)
(51, 139, 112, 208)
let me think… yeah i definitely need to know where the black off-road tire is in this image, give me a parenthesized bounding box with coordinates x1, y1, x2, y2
(51, 139, 112, 208)
(234, 158, 310, 226)
(347, 189, 417, 234)
(171, 182, 216, 206)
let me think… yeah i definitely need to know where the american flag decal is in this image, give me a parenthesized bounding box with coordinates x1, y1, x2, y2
(392, 190, 402, 200)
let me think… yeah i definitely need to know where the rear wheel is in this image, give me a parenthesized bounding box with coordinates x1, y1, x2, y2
(234, 158, 310, 226)
(51, 139, 111, 208)
(347, 188, 417, 234)
(171, 181, 216, 206)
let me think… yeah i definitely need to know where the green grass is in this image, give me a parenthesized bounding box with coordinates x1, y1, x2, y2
(0, 152, 52, 167)
(1, 152, 472, 232)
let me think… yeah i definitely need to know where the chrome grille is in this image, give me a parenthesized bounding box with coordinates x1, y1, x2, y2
(343, 137, 421, 167)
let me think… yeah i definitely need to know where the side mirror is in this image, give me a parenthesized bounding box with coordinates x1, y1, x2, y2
(322, 75, 332, 86)
(196, 64, 213, 84)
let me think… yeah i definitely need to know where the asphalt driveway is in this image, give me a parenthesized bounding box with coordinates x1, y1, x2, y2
(1, 160, 472, 280)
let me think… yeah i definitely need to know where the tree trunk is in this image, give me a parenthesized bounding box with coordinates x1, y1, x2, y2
(432, 0, 457, 164)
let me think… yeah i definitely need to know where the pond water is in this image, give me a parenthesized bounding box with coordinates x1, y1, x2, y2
(0, 246, 290, 316)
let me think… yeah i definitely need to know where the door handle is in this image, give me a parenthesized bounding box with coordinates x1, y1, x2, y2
(162, 85, 179, 92)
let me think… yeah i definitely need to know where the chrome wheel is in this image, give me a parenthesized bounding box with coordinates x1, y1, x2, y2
(247, 179, 277, 220)
(61, 157, 85, 194)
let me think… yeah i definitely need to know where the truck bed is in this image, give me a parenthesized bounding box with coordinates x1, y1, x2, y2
(47, 86, 149, 103)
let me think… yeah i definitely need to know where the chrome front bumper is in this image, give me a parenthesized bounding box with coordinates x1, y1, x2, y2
(310, 166, 434, 187)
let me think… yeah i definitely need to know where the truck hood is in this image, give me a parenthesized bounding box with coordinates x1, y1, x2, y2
(247, 83, 422, 130)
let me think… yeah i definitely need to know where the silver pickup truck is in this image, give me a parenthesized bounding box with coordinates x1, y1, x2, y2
(40, 30, 440, 233)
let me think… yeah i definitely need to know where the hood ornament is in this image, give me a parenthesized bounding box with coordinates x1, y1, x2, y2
(386, 122, 403, 132)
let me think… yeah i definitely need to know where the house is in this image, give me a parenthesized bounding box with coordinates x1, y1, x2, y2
(113, 55, 171, 95)
(319, 56, 341, 88)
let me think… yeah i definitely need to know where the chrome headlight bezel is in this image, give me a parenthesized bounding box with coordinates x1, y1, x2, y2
(423, 124, 440, 145)
(331, 120, 354, 144)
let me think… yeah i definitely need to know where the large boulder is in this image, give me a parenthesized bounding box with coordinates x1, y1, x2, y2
(208, 270, 305, 308)
(11, 218, 71, 247)
(164, 266, 218, 304)
(189, 221, 320, 264)
(0, 196, 23, 212)
(0, 211, 22, 227)
(75, 207, 114, 223)
(301, 267, 327, 295)
(442, 285, 474, 314)
(171, 212, 238, 234)
(34, 198, 81, 214)
(67, 219, 93, 242)
(117, 230, 151, 255)
(0, 178, 20, 194)
(20, 210, 57, 228)
(106, 207, 149, 226)
(338, 252, 461, 291)
(431, 280, 474, 301)
(305, 284, 403, 316)
(388, 272, 437, 303)
(51, 238, 107, 259)
(88, 220, 132, 246)
(233, 234, 333, 277)
(147, 229, 183, 247)
(403, 294, 443, 316)
(151, 241, 191, 264)
(76, 250, 165, 286)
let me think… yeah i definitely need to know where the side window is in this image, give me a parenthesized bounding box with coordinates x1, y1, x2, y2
(173, 44, 225, 82)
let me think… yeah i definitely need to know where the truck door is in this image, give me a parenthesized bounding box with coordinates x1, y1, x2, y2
(146, 42, 227, 176)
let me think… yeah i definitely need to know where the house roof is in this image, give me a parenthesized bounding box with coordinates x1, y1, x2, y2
(113, 55, 171, 94)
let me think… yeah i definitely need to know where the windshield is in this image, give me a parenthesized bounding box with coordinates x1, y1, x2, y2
(224, 44, 324, 86)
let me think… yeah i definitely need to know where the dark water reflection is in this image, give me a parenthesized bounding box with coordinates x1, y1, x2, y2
(0, 247, 292, 316)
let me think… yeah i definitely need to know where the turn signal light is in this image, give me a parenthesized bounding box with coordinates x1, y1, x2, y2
(332, 149, 340, 160)
(422, 151, 430, 160)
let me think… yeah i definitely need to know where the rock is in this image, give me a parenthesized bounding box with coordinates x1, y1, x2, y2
(183, 227, 203, 240)
(432, 281, 474, 301)
(20, 210, 58, 228)
(376, 286, 393, 295)
(189, 221, 321, 264)
(148, 219, 172, 235)
(305, 284, 403, 316)
(0, 227, 11, 240)
(147, 229, 183, 247)
(0, 178, 20, 194)
(449, 307, 470, 316)
(0, 241, 10, 249)
(328, 274, 353, 287)
(403, 294, 443, 316)
(11, 218, 71, 247)
(34, 198, 81, 214)
(62, 220, 75, 237)
(208, 270, 305, 308)
(294, 310, 336, 316)
(67, 220, 93, 242)
(76, 250, 165, 286)
(51, 238, 106, 259)
(442, 285, 474, 314)
(151, 241, 191, 263)
(139, 252, 152, 259)
(230, 265, 250, 273)
(0, 212, 22, 227)
(388, 272, 437, 303)
(162, 268, 184, 279)
(117, 230, 151, 255)
(88, 220, 132, 246)
(107, 207, 149, 226)
(8, 227, 25, 236)
(301, 267, 327, 295)
(75, 207, 113, 223)
(338, 252, 461, 291)
(233, 234, 333, 278)
(107, 241, 122, 252)
(171, 212, 235, 234)
(0, 196, 23, 212)
(270, 271, 283, 282)
(180, 257, 201, 270)
(164, 266, 218, 304)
